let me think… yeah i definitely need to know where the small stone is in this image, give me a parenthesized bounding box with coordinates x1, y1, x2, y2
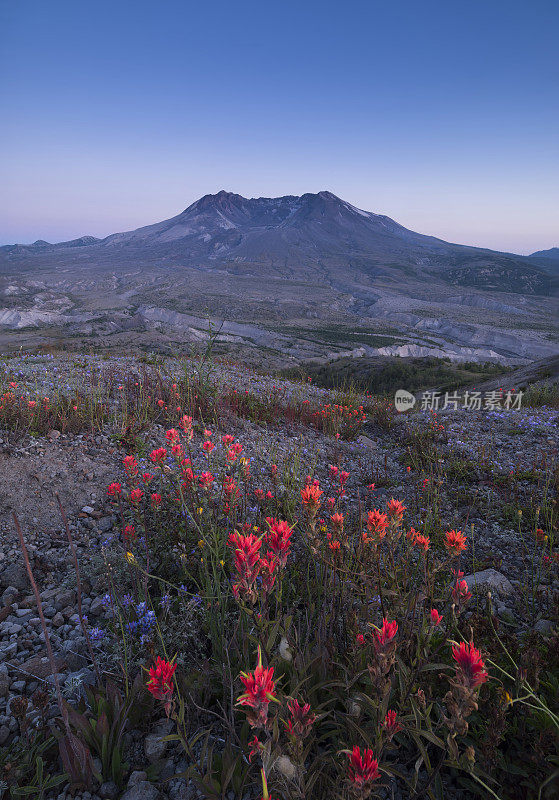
(0, 564, 29, 592)
(99, 781, 119, 799)
(534, 619, 554, 635)
(127, 771, 148, 787)
(462, 569, 514, 596)
(144, 731, 168, 762)
(0, 724, 9, 745)
(89, 596, 105, 617)
(120, 780, 159, 800)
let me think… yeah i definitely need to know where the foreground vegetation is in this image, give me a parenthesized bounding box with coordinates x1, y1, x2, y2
(0, 351, 557, 800)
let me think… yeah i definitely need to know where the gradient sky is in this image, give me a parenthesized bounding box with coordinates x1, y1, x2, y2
(1, 0, 557, 253)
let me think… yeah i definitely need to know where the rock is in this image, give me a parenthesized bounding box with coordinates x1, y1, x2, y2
(19, 654, 66, 679)
(47, 429, 61, 439)
(52, 612, 65, 627)
(81, 506, 95, 515)
(534, 619, 554, 635)
(0, 564, 29, 591)
(120, 783, 160, 800)
(97, 516, 114, 532)
(2, 587, 18, 604)
(0, 725, 9, 745)
(462, 569, 513, 596)
(55, 590, 75, 608)
(144, 731, 168, 762)
(99, 781, 119, 799)
(127, 771, 148, 787)
(89, 596, 105, 617)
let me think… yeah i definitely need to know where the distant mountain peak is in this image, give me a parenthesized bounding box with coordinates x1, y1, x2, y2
(530, 246, 559, 260)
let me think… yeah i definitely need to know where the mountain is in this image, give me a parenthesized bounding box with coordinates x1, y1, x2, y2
(2, 190, 553, 292)
(0, 191, 557, 365)
(530, 247, 559, 273)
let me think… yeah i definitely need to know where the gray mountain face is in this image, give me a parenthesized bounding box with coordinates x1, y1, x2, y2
(0, 191, 557, 364)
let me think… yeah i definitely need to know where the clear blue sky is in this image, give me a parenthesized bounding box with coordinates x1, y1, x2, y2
(1, 0, 557, 253)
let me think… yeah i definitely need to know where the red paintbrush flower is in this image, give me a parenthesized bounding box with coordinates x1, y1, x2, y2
(129, 487, 144, 504)
(301, 483, 323, 515)
(452, 577, 472, 606)
(285, 698, 316, 739)
(149, 447, 167, 465)
(237, 646, 278, 728)
(430, 608, 443, 626)
(264, 518, 293, 567)
(386, 497, 406, 522)
(366, 509, 388, 539)
(414, 533, 430, 551)
(331, 512, 344, 532)
(165, 428, 180, 443)
(374, 618, 398, 650)
(445, 529, 467, 555)
(383, 709, 402, 740)
(146, 656, 176, 715)
(452, 641, 488, 688)
(346, 745, 380, 789)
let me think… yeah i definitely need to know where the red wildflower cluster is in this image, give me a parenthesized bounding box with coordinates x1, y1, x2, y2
(451, 571, 472, 607)
(106, 482, 122, 498)
(445, 529, 467, 556)
(179, 415, 193, 440)
(146, 657, 176, 715)
(329, 464, 350, 496)
(237, 646, 278, 729)
(222, 475, 241, 513)
(383, 709, 402, 740)
(373, 618, 398, 650)
(123, 524, 136, 543)
(364, 509, 388, 543)
(229, 519, 292, 603)
(150, 447, 167, 465)
(346, 746, 380, 796)
(264, 518, 293, 567)
(285, 698, 316, 739)
(430, 608, 443, 626)
(123, 454, 139, 480)
(165, 428, 180, 444)
(331, 512, 344, 532)
(452, 641, 488, 689)
(129, 487, 144, 504)
(198, 471, 214, 490)
(413, 532, 430, 551)
(301, 482, 323, 516)
(386, 497, 406, 522)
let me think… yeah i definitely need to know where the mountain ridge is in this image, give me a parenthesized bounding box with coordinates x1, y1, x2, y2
(0, 190, 557, 365)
